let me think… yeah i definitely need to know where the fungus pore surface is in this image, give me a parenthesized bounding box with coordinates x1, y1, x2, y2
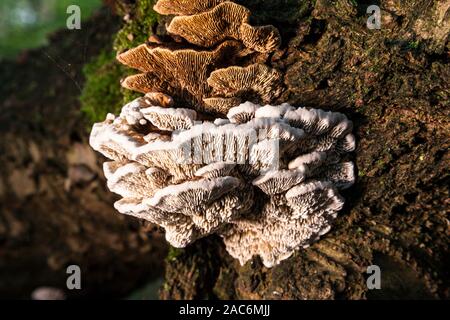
(116, 0, 283, 115)
(90, 100, 355, 267)
(166, 2, 281, 53)
(90, 0, 356, 267)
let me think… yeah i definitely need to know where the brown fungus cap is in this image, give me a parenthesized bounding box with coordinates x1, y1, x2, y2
(207, 63, 283, 104)
(120, 72, 173, 95)
(143, 92, 174, 108)
(202, 97, 242, 115)
(153, 0, 226, 16)
(118, 40, 242, 109)
(167, 2, 281, 53)
(116, 44, 154, 73)
(239, 22, 281, 54)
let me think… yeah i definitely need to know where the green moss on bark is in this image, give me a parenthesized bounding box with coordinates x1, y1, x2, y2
(80, 51, 124, 124)
(166, 246, 184, 262)
(114, 0, 159, 53)
(80, 0, 159, 125)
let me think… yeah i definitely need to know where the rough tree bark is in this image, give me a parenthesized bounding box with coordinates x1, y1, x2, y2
(159, 0, 449, 300)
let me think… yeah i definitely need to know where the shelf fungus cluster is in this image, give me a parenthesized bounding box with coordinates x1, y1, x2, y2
(89, 0, 356, 267)
(90, 98, 356, 267)
(117, 0, 283, 115)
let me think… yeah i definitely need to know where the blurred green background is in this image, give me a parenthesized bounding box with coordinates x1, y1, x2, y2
(0, 0, 102, 59)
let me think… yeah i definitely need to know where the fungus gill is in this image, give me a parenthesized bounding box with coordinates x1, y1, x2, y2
(90, 100, 355, 267)
(89, 0, 356, 267)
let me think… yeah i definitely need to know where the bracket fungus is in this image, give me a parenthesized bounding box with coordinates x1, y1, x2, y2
(116, 0, 283, 115)
(165, 2, 281, 53)
(207, 63, 283, 105)
(118, 40, 242, 107)
(89, 0, 356, 267)
(153, 0, 226, 16)
(90, 99, 355, 267)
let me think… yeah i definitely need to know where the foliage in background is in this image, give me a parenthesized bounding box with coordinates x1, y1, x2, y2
(0, 0, 101, 59)
(80, 0, 158, 125)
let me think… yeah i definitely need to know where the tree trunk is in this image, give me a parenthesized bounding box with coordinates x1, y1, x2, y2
(160, 0, 449, 300)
